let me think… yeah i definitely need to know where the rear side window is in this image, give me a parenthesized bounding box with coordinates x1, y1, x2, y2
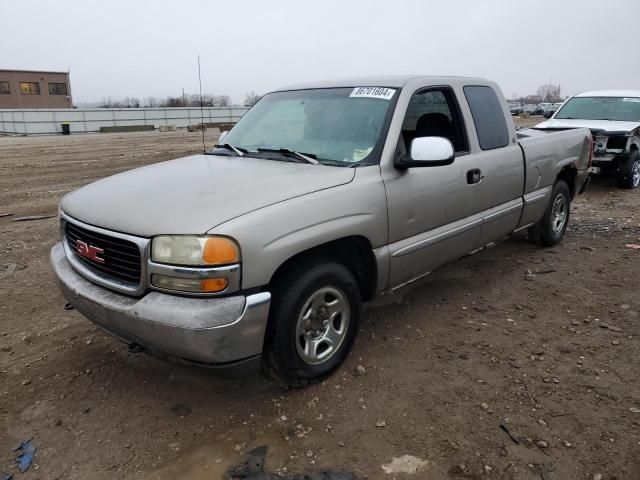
(463, 86, 510, 150)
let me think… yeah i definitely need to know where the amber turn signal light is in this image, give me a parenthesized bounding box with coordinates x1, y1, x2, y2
(203, 237, 240, 265)
(200, 277, 229, 292)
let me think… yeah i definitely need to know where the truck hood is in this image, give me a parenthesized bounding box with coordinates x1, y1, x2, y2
(61, 154, 355, 237)
(536, 118, 640, 134)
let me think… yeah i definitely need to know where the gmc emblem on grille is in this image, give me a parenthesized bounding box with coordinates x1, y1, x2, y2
(75, 239, 105, 264)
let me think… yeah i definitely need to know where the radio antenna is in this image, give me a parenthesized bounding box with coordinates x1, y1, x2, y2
(197, 55, 206, 153)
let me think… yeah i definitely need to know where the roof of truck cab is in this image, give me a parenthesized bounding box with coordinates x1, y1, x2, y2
(275, 75, 489, 91)
(575, 90, 640, 98)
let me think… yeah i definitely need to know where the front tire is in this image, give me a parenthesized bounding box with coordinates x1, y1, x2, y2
(529, 180, 571, 246)
(617, 151, 640, 189)
(263, 261, 361, 387)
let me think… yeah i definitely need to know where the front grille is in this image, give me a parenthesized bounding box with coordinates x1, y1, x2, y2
(64, 220, 142, 286)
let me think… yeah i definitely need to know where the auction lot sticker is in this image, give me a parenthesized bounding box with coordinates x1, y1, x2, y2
(623, 97, 640, 102)
(350, 87, 396, 100)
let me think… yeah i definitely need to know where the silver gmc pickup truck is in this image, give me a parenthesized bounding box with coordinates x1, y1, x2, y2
(51, 76, 592, 386)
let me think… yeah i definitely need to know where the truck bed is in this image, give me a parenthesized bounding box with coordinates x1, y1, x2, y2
(514, 127, 591, 229)
(517, 127, 591, 196)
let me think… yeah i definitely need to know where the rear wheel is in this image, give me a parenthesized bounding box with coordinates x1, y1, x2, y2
(263, 260, 361, 387)
(618, 151, 640, 189)
(529, 180, 571, 246)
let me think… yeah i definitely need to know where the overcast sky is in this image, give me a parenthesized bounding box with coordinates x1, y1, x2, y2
(1, 0, 638, 104)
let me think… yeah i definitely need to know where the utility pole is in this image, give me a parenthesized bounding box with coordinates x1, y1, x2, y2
(182, 88, 186, 107)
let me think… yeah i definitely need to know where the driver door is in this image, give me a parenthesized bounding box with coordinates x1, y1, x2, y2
(383, 86, 484, 288)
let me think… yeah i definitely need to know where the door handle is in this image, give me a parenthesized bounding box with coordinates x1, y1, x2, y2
(467, 168, 483, 184)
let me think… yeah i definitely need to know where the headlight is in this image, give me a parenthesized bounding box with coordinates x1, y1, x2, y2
(151, 235, 240, 266)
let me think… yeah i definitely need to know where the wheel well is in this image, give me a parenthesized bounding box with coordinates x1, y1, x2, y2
(269, 236, 378, 301)
(557, 166, 577, 199)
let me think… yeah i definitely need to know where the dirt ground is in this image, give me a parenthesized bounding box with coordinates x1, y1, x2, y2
(1, 123, 639, 480)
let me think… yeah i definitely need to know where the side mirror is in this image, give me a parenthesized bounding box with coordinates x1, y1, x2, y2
(396, 137, 455, 169)
(218, 130, 228, 143)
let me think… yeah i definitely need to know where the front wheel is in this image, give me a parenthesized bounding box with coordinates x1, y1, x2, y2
(618, 151, 640, 189)
(262, 261, 361, 387)
(529, 180, 571, 246)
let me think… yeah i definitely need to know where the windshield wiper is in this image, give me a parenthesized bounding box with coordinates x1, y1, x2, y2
(212, 143, 247, 157)
(257, 148, 319, 165)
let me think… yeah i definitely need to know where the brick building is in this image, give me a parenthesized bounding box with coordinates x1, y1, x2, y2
(0, 69, 72, 109)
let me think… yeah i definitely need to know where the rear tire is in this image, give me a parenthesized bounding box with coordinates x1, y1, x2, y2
(262, 260, 361, 388)
(617, 151, 640, 189)
(529, 180, 571, 247)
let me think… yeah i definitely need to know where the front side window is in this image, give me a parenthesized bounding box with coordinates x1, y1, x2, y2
(400, 88, 468, 153)
(0, 81, 9, 94)
(217, 87, 397, 165)
(555, 96, 640, 122)
(464, 85, 510, 150)
(20, 82, 40, 95)
(48, 82, 68, 95)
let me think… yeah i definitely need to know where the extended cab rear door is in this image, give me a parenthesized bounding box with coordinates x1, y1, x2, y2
(461, 84, 525, 244)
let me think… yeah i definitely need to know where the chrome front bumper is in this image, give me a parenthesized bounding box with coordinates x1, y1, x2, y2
(50, 243, 271, 369)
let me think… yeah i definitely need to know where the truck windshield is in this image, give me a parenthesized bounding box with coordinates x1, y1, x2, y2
(216, 87, 397, 165)
(555, 96, 640, 122)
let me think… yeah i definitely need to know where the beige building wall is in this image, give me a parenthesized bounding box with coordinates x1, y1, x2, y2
(0, 70, 72, 109)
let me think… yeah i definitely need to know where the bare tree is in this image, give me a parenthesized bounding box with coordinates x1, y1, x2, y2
(183, 93, 230, 107)
(98, 97, 115, 108)
(163, 96, 186, 107)
(243, 91, 262, 107)
(525, 95, 543, 104)
(189, 93, 206, 107)
(98, 93, 235, 108)
(212, 95, 231, 107)
(143, 97, 159, 108)
(536, 84, 562, 103)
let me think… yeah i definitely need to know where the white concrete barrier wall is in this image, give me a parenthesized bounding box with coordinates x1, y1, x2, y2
(0, 107, 249, 135)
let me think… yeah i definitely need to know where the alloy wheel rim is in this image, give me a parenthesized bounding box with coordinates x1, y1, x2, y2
(295, 286, 350, 365)
(551, 194, 568, 234)
(632, 160, 640, 187)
